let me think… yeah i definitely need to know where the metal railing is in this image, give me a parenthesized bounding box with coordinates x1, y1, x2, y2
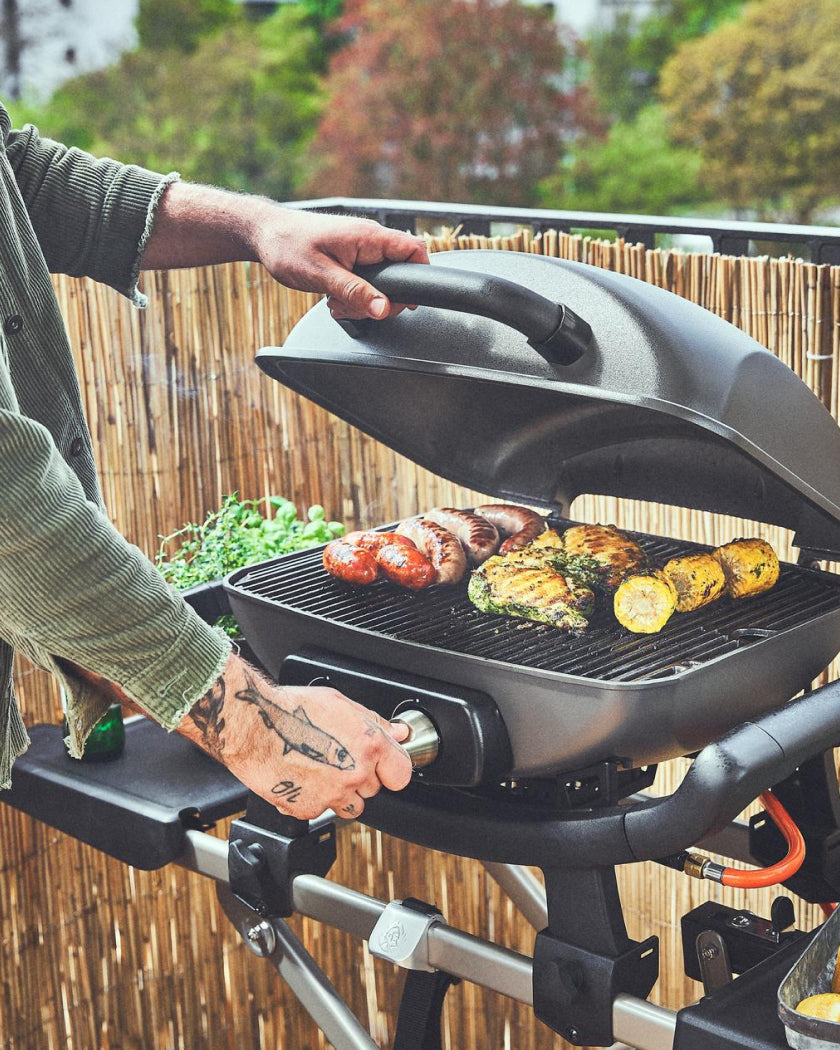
(291, 196, 840, 264)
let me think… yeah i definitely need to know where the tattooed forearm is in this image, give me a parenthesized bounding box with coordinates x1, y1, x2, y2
(188, 676, 227, 757)
(271, 780, 302, 804)
(235, 668, 356, 771)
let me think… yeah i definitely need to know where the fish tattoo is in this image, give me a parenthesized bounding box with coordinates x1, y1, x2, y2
(237, 679, 356, 771)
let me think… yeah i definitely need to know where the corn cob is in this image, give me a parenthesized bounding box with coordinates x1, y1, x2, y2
(613, 570, 678, 634)
(712, 538, 780, 599)
(662, 553, 727, 613)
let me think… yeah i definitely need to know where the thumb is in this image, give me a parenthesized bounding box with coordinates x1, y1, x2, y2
(324, 263, 391, 320)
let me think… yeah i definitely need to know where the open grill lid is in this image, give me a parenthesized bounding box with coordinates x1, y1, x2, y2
(257, 250, 840, 556)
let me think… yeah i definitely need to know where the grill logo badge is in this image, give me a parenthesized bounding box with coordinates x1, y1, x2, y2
(378, 921, 406, 953)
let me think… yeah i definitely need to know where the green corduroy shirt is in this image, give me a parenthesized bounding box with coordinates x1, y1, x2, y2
(0, 104, 231, 786)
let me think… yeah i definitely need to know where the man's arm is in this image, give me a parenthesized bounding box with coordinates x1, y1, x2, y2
(140, 182, 429, 321)
(177, 651, 412, 819)
(68, 651, 413, 819)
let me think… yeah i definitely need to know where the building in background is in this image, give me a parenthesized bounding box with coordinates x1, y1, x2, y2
(524, 0, 656, 35)
(0, 0, 137, 101)
(1, 0, 658, 103)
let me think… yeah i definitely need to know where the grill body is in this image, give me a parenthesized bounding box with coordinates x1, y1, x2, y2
(239, 250, 840, 782)
(227, 526, 840, 778)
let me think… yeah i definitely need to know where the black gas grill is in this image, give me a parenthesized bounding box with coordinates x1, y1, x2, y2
(224, 251, 840, 1046)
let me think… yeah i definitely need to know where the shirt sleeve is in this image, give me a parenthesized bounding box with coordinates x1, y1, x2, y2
(4, 123, 178, 306)
(0, 404, 232, 741)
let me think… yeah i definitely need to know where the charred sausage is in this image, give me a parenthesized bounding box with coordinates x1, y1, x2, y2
(424, 508, 500, 565)
(474, 504, 545, 554)
(375, 543, 436, 590)
(395, 518, 468, 585)
(345, 530, 416, 552)
(323, 540, 379, 585)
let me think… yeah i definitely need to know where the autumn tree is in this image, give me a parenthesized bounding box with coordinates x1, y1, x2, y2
(305, 0, 596, 207)
(15, 6, 323, 201)
(659, 0, 840, 223)
(588, 0, 746, 124)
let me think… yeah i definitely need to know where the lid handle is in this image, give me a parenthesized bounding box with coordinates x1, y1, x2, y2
(341, 262, 592, 366)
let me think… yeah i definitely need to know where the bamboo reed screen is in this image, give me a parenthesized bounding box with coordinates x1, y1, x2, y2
(2, 228, 839, 1050)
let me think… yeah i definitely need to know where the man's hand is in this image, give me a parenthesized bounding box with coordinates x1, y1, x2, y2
(252, 209, 429, 322)
(177, 652, 413, 820)
(141, 183, 429, 322)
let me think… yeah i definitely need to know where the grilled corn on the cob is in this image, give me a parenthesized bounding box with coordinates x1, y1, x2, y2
(662, 553, 727, 613)
(561, 523, 647, 590)
(712, 538, 780, 599)
(613, 570, 678, 634)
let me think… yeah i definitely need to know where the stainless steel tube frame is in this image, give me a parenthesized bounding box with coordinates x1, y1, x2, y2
(178, 828, 677, 1050)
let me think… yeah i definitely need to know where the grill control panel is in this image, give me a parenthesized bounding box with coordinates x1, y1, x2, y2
(279, 647, 513, 786)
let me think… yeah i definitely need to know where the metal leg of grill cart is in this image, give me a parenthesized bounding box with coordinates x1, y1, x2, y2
(483, 862, 548, 930)
(180, 829, 678, 1050)
(217, 885, 381, 1050)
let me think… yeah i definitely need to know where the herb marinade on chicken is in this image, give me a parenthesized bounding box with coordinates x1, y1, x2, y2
(468, 554, 595, 633)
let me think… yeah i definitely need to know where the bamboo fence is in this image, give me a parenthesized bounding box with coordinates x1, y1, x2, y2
(1, 227, 839, 1050)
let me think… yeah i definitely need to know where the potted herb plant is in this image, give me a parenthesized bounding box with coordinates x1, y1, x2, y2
(156, 493, 345, 658)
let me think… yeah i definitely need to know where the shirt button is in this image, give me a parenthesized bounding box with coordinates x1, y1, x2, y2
(69, 436, 84, 456)
(4, 315, 23, 335)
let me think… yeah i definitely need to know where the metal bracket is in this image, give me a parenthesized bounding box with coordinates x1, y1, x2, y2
(228, 792, 337, 918)
(369, 898, 446, 972)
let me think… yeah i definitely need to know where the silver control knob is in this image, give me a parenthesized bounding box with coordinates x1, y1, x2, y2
(392, 709, 439, 768)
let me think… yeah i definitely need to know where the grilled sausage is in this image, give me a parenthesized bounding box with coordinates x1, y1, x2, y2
(424, 507, 500, 564)
(712, 538, 780, 599)
(473, 504, 545, 554)
(662, 553, 726, 613)
(323, 540, 379, 585)
(395, 518, 468, 585)
(345, 530, 416, 552)
(375, 543, 436, 590)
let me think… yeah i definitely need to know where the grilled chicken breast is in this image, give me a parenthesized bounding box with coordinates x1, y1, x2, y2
(468, 554, 594, 632)
(561, 524, 646, 590)
(712, 538, 780, 599)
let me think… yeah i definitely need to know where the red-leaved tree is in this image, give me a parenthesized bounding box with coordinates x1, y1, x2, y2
(304, 0, 597, 207)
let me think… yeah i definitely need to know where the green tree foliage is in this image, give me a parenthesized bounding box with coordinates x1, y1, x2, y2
(589, 0, 746, 123)
(660, 0, 840, 223)
(15, 7, 323, 200)
(539, 106, 709, 215)
(305, 0, 598, 207)
(136, 0, 238, 53)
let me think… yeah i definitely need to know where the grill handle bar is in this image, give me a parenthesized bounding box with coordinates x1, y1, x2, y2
(362, 678, 840, 870)
(340, 262, 592, 366)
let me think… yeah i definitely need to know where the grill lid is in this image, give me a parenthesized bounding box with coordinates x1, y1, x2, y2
(257, 250, 840, 555)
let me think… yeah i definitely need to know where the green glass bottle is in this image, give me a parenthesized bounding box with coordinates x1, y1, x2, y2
(81, 703, 126, 761)
(62, 695, 126, 762)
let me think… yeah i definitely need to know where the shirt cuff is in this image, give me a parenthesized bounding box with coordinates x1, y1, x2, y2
(127, 170, 181, 308)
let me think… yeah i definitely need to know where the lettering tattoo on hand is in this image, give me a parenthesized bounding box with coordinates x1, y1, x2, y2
(271, 780, 302, 804)
(236, 669, 356, 770)
(189, 676, 226, 757)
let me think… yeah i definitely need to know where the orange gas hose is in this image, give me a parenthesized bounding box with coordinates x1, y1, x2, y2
(719, 790, 806, 889)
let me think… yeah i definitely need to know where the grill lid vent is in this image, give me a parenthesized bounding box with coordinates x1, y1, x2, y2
(257, 250, 840, 556)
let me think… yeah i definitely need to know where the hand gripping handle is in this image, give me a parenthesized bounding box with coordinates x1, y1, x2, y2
(342, 262, 592, 366)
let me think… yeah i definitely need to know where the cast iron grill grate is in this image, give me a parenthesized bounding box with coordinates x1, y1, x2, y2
(230, 526, 840, 683)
